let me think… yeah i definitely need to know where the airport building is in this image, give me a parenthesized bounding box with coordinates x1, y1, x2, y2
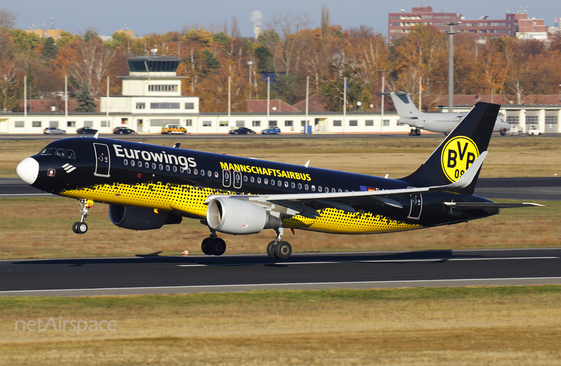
(0, 55, 560, 135)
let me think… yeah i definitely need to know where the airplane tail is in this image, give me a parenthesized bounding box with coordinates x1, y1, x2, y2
(401, 102, 500, 195)
(386, 92, 422, 117)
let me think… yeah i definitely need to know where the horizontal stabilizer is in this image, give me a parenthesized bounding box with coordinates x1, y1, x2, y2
(444, 202, 544, 209)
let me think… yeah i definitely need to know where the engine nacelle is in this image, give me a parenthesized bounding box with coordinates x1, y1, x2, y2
(109, 205, 182, 230)
(206, 197, 281, 235)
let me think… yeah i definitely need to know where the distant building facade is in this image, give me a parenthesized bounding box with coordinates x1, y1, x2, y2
(388, 6, 547, 42)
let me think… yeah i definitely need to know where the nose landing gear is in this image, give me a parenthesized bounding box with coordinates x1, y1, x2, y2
(72, 198, 93, 234)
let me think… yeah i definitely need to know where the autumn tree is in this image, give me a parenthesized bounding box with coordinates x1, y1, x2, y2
(389, 25, 447, 110)
(0, 58, 21, 111)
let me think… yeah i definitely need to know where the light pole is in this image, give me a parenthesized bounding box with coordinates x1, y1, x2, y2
(446, 21, 459, 113)
(356, 101, 362, 111)
(247, 61, 254, 99)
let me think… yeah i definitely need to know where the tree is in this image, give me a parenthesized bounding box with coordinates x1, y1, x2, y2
(0, 58, 21, 112)
(10, 29, 41, 51)
(41, 37, 58, 59)
(52, 36, 115, 98)
(75, 80, 97, 112)
(202, 49, 220, 75)
(0, 8, 16, 33)
(254, 45, 273, 72)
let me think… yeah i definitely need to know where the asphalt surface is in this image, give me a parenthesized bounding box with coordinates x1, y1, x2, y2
(1, 249, 560, 296)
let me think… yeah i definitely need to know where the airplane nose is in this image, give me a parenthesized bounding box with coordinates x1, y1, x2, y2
(16, 157, 39, 185)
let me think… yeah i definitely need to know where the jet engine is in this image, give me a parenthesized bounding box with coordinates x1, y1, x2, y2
(109, 205, 182, 230)
(206, 197, 281, 235)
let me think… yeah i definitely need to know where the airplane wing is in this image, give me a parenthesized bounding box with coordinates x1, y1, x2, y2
(204, 152, 488, 218)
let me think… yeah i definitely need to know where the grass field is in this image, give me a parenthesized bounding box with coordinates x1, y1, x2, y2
(2, 286, 561, 365)
(2, 136, 560, 178)
(0, 197, 558, 259)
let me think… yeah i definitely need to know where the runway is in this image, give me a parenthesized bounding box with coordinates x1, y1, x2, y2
(1, 249, 560, 296)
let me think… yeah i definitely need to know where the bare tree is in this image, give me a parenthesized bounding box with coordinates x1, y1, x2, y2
(230, 16, 241, 39)
(0, 8, 16, 33)
(265, 12, 313, 75)
(69, 39, 115, 98)
(0, 58, 19, 111)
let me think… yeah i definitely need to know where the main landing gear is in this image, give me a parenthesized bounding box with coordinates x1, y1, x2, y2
(409, 128, 422, 136)
(201, 230, 227, 256)
(200, 225, 293, 260)
(72, 198, 92, 234)
(266, 227, 292, 260)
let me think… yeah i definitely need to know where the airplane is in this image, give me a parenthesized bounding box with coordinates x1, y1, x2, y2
(383, 92, 512, 136)
(16, 102, 539, 260)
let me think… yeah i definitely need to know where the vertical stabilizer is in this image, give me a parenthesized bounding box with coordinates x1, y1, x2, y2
(388, 92, 422, 118)
(401, 102, 500, 195)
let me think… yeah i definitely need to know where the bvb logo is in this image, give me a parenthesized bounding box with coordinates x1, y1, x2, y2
(440, 136, 480, 182)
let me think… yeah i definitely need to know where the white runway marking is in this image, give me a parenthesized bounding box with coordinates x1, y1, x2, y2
(3, 277, 561, 296)
(176, 256, 559, 267)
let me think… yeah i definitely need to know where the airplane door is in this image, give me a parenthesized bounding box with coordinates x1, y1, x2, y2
(408, 194, 422, 220)
(222, 169, 231, 187)
(233, 171, 242, 189)
(93, 143, 111, 178)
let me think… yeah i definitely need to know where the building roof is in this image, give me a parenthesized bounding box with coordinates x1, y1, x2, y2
(293, 94, 327, 112)
(246, 99, 300, 113)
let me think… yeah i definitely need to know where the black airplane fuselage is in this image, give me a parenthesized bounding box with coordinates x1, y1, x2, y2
(28, 136, 496, 235)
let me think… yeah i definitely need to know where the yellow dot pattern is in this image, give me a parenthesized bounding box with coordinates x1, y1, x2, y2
(284, 208, 420, 234)
(60, 183, 421, 234)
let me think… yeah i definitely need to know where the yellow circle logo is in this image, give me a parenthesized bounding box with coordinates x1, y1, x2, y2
(441, 136, 480, 182)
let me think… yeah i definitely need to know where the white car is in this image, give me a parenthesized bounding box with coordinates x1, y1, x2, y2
(526, 125, 542, 136)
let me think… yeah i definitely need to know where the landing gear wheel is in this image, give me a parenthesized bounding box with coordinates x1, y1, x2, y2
(72, 222, 88, 234)
(275, 241, 292, 260)
(201, 238, 213, 255)
(211, 238, 226, 256)
(267, 241, 277, 259)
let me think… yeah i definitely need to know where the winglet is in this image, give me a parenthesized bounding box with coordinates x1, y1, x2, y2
(94, 131, 99, 139)
(305, 160, 310, 168)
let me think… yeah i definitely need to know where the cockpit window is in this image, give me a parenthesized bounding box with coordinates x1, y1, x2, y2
(40, 147, 76, 159)
(54, 148, 66, 158)
(40, 148, 57, 155)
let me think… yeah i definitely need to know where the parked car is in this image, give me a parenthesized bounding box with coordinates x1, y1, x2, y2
(43, 127, 66, 135)
(526, 125, 542, 136)
(113, 127, 137, 135)
(261, 127, 281, 134)
(508, 126, 523, 136)
(76, 127, 98, 135)
(161, 124, 187, 134)
(229, 127, 256, 135)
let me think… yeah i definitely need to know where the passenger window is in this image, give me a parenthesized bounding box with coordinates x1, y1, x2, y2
(66, 150, 76, 159)
(55, 148, 66, 158)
